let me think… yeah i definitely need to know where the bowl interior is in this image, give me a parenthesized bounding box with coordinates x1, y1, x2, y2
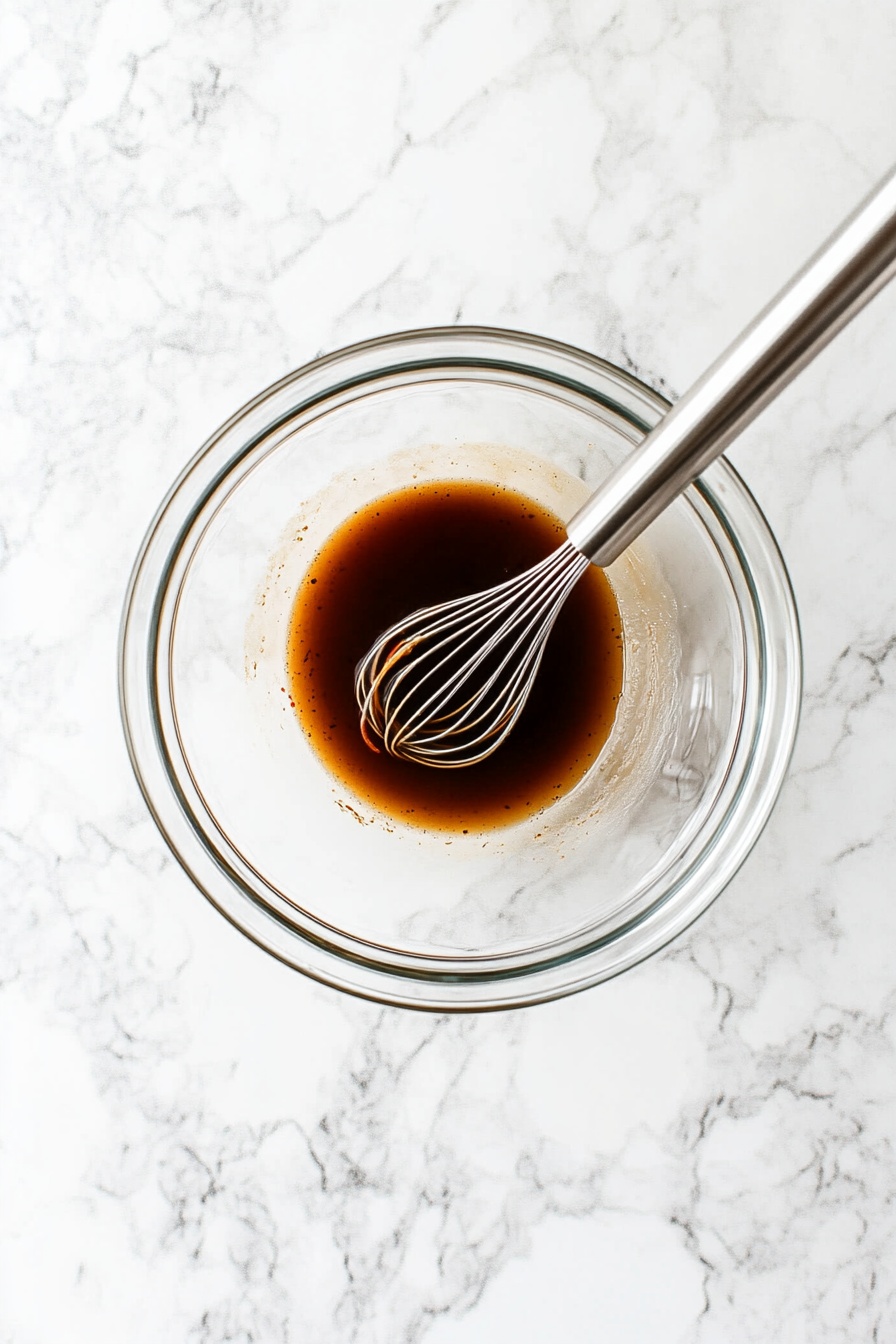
(123, 329, 799, 1007)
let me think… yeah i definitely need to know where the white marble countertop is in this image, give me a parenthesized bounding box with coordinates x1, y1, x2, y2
(2, 2, 895, 1340)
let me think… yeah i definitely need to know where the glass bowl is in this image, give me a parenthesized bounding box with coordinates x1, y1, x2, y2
(119, 328, 801, 1010)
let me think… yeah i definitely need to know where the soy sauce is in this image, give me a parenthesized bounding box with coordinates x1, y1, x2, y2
(287, 481, 623, 832)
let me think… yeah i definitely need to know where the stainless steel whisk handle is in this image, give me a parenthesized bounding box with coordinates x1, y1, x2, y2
(566, 165, 896, 566)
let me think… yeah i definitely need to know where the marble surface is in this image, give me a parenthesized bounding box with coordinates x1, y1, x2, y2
(2, 0, 895, 1339)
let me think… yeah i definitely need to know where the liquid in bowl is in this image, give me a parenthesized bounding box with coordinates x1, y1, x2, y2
(287, 479, 624, 832)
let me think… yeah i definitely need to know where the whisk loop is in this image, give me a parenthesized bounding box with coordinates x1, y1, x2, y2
(354, 541, 590, 768)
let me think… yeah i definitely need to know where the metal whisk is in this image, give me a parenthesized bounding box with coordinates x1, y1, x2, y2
(356, 540, 590, 766)
(356, 166, 896, 768)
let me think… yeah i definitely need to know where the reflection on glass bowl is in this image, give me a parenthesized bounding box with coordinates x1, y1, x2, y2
(119, 328, 801, 1010)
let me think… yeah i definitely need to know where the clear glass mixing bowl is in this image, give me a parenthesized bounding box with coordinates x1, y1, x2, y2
(119, 328, 801, 1009)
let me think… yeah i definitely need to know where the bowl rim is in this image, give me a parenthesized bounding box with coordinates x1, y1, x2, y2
(119, 325, 802, 1011)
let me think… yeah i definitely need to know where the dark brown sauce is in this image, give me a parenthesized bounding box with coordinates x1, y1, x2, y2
(287, 480, 623, 832)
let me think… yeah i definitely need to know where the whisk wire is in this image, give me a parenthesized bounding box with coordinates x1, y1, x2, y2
(362, 548, 568, 739)
(402, 558, 580, 747)
(355, 541, 590, 767)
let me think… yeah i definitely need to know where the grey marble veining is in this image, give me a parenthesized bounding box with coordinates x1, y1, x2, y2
(2, 0, 895, 1340)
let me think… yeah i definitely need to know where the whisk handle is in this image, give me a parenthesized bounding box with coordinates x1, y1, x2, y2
(566, 164, 896, 566)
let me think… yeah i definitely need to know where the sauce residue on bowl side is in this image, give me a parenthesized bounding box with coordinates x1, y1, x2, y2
(287, 480, 623, 832)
